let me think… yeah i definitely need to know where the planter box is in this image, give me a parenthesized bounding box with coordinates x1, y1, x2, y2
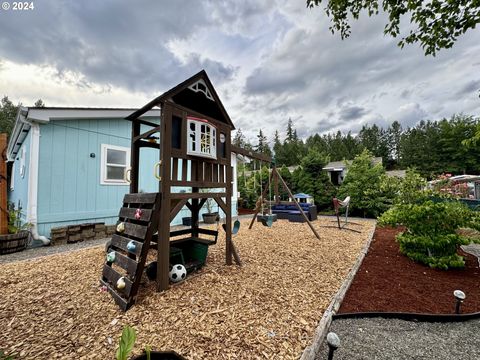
(132, 350, 187, 360)
(182, 217, 192, 226)
(0, 231, 30, 255)
(202, 213, 218, 224)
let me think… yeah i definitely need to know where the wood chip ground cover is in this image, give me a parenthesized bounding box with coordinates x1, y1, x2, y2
(0, 218, 374, 359)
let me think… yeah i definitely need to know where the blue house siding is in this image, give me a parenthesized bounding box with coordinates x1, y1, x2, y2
(35, 118, 237, 237)
(36, 118, 153, 236)
(8, 130, 31, 222)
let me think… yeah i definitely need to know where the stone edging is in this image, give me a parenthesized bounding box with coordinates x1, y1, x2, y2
(300, 223, 377, 360)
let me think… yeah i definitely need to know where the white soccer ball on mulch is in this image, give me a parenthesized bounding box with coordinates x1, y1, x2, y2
(169, 264, 187, 283)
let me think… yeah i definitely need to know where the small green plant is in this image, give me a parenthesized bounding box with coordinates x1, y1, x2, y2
(0, 350, 15, 360)
(116, 326, 155, 360)
(116, 326, 136, 360)
(7, 203, 31, 234)
(379, 200, 480, 269)
(145, 345, 151, 360)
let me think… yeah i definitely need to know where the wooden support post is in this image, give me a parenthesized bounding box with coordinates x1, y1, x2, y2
(225, 164, 233, 265)
(130, 121, 141, 193)
(0, 133, 7, 235)
(157, 103, 172, 292)
(275, 168, 321, 240)
(191, 187, 199, 238)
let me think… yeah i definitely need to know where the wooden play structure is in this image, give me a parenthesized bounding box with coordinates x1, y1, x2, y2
(100, 71, 242, 311)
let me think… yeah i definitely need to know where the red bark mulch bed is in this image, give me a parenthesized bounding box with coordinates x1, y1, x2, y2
(238, 208, 256, 215)
(339, 226, 480, 314)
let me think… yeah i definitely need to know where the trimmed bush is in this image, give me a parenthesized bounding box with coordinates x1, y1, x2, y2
(379, 200, 480, 269)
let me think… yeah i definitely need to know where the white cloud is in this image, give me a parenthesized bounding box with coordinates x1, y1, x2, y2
(0, 0, 479, 145)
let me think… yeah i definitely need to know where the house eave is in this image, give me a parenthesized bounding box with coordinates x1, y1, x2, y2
(6, 107, 159, 161)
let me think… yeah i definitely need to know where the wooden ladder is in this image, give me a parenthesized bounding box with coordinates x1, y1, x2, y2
(100, 192, 160, 311)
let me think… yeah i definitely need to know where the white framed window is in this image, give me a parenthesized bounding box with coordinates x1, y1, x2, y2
(19, 147, 26, 178)
(100, 144, 130, 185)
(187, 117, 217, 159)
(10, 162, 15, 190)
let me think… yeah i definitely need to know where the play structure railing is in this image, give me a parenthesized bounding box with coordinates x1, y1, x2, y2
(169, 157, 228, 188)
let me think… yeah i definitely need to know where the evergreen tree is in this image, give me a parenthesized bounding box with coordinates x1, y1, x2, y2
(34, 99, 45, 107)
(0, 96, 19, 138)
(338, 149, 393, 217)
(232, 128, 246, 147)
(286, 118, 295, 142)
(294, 148, 336, 210)
(387, 121, 402, 165)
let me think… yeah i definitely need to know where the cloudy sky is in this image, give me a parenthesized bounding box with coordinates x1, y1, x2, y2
(1, 1, 479, 142)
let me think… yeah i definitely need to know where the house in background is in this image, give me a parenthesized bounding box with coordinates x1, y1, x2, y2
(322, 157, 383, 185)
(7, 107, 238, 245)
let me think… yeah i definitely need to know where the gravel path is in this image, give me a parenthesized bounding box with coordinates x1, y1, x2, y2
(0, 238, 110, 264)
(315, 317, 480, 360)
(0, 216, 257, 264)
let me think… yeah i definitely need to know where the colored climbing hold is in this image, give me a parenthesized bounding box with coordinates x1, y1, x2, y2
(117, 277, 126, 290)
(126, 240, 136, 253)
(116, 222, 125, 233)
(134, 208, 143, 220)
(106, 251, 116, 263)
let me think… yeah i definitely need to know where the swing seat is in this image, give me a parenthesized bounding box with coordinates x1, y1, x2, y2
(222, 220, 241, 235)
(260, 215, 275, 228)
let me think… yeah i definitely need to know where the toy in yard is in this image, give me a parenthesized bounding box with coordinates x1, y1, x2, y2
(116, 222, 125, 233)
(117, 277, 126, 290)
(134, 208, 143, 220)
(169, 264, 187, 283)
(106, 251, 116, 263)
(100, 71, 255, 311)
(222, 218, 241, 235)
(322, 196, 362, 233)
(126, 240, 136, 253)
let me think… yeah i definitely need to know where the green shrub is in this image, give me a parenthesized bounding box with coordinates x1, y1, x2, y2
(379, 200, 480, 269)
(338, 149, 395, 217)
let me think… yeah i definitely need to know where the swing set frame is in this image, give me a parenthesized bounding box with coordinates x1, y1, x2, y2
(232, 146, 321, 240)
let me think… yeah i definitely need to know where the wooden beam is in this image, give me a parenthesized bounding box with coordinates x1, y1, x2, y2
(231, 240, 242, 266)
(170, 198, 188, 222)
(133, 126, 161, 143)
(170, 180, 227, 188)
(231, 145, 272, 163)
(126, 117, 160, 128)
(170, 192, 227, 200)
(214, 197, 228, 214)
(274, 167, 321, 240)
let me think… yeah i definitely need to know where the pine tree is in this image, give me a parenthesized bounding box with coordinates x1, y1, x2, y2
(0, 96, 19, 138)
(232, 128, 245, 147)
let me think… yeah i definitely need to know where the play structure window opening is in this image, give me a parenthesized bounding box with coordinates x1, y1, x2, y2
(187, 118, 217, 159)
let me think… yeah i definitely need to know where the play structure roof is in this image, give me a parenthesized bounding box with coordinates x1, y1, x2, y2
(126, 70, 234, 129)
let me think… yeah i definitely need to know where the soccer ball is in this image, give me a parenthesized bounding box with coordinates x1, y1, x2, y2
(169, 264, 187, 283)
